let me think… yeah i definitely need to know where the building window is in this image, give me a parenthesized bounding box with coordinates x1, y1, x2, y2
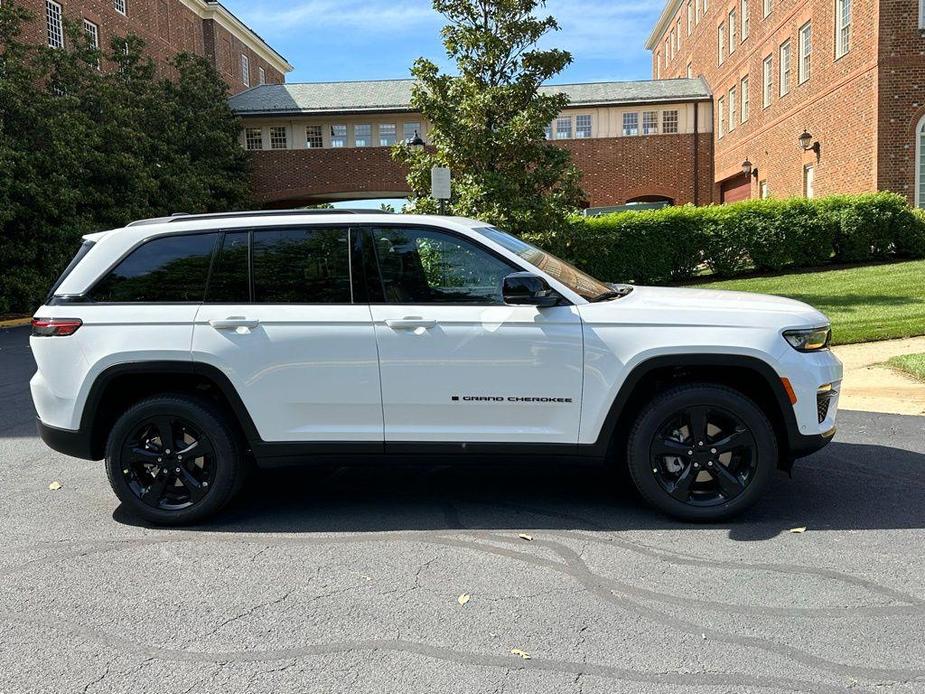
(305, 125, 323, 148)
(378, 123, 396, 146)
(670, 29, 676, 58)
(741, 76, 750, 121)
(728, 10, 737, 53)
(258, 67, 266, 85)
(762, 0, 771, 17)
(83, 19, 101, 68)
(687, 62, 693, 78)
(718, 96, 725, 138)
(544, 123, 552, 140)
(556, 116, 572, 139)
(576, 114, 592, 138)
(759, 180, 769, 198)
(728, 87, 736, 131)
(665, 37, 670, 62)
(241, 54, 250, 87)
(114, 0, 127, 15)
(741, 0, 749, 39)
(403, 122, 421, 143)
(763, 55, 773, 107)
(643, 111, 659, 135)
(921, 0, 925, 28)
(622, 112, 639, 136)
(332, 124, 347, 147)
(687, 0, 693, 33)
(696, 0, 702, 23)
(718, 24, 725, 64)
(662, 110, 679, 134)
(676, 18, 682, 48)
(245, 128, 263, 151)
(779, 40, 791, 96)
(354, 124, 371, 147)
(835, 0, 851, 58)
(656, 53, 662, 79)
(45, 1, 63, 49)
(917, 116, 925, 207)
(269, 127, 287, 150)
(803, 164, 815, 198)
(703, 0, 708, 14)
(799, 22, 811, 83)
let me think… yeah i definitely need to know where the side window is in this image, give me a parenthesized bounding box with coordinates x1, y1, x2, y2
(91, 233, 218, 303)
(252, 227, 351, 303)
(370, 227, 515, 304)
(206, 231, 249, 303)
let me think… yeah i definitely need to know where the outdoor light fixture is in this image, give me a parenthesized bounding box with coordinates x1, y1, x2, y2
(799, 130, 821, 155)
(407, 130, 425, 148)
(742, 159, 759, 179)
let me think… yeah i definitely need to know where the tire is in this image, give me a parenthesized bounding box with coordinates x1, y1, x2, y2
(626, 383, 778, 522)
(105, 394, 245, 525)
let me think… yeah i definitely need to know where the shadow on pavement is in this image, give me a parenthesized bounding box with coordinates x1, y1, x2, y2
(112, 441, 925, 541)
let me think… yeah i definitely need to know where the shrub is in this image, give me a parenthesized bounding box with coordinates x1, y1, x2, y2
(522, 193, 924, 285)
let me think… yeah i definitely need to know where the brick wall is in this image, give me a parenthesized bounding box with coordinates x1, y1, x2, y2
(16, 0, 284, 93)
(249, 135, 715, 208)
(652, 0, 882, 200)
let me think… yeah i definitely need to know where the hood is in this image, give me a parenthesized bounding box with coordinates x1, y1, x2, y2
(577, 285, 829, 331)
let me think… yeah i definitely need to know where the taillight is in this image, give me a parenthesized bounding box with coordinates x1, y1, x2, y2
(31, 317, 82, 337)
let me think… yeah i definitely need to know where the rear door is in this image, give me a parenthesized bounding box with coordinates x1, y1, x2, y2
(192, 226, 383, 443)
(362, 225, 584, 446)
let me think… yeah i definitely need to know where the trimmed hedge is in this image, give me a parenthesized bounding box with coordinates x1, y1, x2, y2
(522, 193, 925, 284)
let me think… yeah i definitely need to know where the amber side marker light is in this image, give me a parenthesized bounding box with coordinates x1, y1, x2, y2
(31, 317, 82, 337)
(781, 377, 798, 405)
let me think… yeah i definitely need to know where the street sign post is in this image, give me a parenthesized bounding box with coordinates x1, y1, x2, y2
(430, 166, 451, 215)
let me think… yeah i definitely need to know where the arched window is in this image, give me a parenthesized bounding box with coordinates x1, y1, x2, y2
(917, 116, 925, 208)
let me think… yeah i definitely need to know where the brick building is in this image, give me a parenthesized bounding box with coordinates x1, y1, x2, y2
(646, 0, 925, 205)
(228, 78, 714, 208)
(19, 0, 291, 94)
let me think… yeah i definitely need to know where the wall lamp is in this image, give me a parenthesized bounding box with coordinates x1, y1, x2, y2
(742, 159, 759, 179)
(799, 130, 821, 156)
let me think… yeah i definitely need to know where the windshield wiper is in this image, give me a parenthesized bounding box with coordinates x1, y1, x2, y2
(591, 285, 634, 302)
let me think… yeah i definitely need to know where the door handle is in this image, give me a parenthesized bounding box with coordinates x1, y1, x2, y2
(209, 317, 260, 330)
(384, 317, 437, 330)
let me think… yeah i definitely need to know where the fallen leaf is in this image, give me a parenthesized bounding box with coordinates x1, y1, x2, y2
(48, 481, 62, 491)
(511, 648, 531, 660)
(789, 527, 807, 534)
(457, 593, 471, 605)
(517, 533, 533, 542)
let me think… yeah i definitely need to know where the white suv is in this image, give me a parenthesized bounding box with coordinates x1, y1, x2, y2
(31, 211, 842, 525)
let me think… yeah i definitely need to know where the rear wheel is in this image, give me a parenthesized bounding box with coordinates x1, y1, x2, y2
(626, 384, 778, 521)
(105, 395, 244, 525)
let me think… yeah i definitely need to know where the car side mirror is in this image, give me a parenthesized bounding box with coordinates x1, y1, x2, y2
(502, 272, 561, 307)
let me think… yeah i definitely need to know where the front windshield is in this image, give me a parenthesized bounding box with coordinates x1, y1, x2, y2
(476, 226, 614, 301)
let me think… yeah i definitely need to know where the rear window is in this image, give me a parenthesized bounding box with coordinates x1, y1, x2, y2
(46, 240, 95, 301)
(252, 227, 351, 303)
(90, 233, 218, 303)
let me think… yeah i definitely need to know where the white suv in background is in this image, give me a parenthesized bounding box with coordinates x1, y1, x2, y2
(31, 211, 842, 525)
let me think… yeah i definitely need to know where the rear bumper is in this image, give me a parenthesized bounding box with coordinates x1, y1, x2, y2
(36, 418, 98, 461)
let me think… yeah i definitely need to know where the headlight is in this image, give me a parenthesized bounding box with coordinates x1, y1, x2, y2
(783, 326, 831, 352)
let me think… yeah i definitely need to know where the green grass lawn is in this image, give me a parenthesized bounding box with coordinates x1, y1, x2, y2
(886, 353, 925, 381)
(692, 260, 925, 345)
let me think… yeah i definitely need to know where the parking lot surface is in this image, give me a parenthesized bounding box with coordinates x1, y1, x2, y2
(1, 326, 923, 693)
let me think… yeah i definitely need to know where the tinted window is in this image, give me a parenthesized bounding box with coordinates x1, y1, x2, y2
(91, 233, 218, 303)
(206, 231, 249, 303)
(370, 227, 514, 304)
(253, 227, 351, 303)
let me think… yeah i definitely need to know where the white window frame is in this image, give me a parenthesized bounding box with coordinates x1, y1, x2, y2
(741, 0, 749, 39)
(741, 76, 750, 122)
(332, 124, 348, 147)
(555, 116, 572, 139)
(378, 123, 396, 146)
(622, 112, 639, 136)
(835, 0, 851, 59)
(642, 111, 659, 135)
(718, 96, 725, 138)
(676, 18, 682, 49)
(718, 23, 725, 65)
(269, 126, 288, 150)
(575, 114, 592, 138)
(241, 54, 250, 88)
(662, 110, 679, 134)
(799, 22, 812, 84)
(258, 67, 266, 85)
(759, 180, 769, 199)
(762, 0, 771, 17)
(728, 10, 737, 53)
(920, 0, 925, 29)
(244, 127, 263, 151)
(762, 55, 773, 107)
(916, 115, 925, 208)
(114, 0, 127, 16)
(687, 0, 694, 34)
(83, 19, 99, 49)
(656, 52, 662, 79)
(687, 62, 693, 78)
(779, 40, 791, 97)
(803, 164, 815, 198)
(305, 125, 323, 148)
(354, 124, 372, 147)
(728, 86, 736, 131)
(46, 1, 64, 49)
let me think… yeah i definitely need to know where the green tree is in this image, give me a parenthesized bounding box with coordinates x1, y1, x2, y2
(393, 0, 585, 234)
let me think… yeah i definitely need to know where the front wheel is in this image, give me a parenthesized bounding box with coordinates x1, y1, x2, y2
(105, 395, 244, 525)
(626, 384, 778, 521)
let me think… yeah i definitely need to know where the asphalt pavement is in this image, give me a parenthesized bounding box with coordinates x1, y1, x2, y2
(1, 325, 923, 693)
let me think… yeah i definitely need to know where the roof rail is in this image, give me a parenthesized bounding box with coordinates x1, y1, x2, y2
(126, 208, 387, 227)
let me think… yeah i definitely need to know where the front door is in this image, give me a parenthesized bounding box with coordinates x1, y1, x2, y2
(192, 226, 382, 443)
(362, 225, 584, 445)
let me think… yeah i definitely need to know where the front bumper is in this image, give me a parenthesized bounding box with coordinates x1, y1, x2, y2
(36, 418, 98, 461)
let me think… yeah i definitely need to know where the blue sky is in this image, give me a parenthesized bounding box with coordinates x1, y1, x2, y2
(222, 0, 664, 85)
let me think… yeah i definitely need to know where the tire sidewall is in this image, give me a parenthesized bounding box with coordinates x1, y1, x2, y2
(627, 385, 778, 522)
(105, 395, 241, 525)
